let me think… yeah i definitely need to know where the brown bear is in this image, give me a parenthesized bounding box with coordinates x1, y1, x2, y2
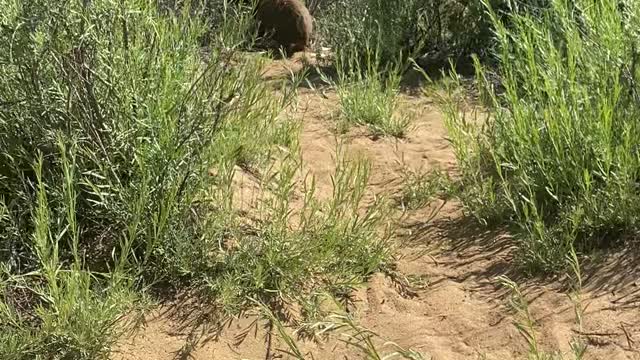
(253, 0, 313, 56)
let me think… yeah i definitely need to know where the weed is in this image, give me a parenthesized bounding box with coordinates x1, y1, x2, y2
(258, 301, 430, 360)
(309, 313, 430, 359)
(498, 276, 543, 358)
(200, 144, 394, 316)
(435, 0, 640, 272)
(399, 165, 453, 210)
(565, 246, 586, 332)
(498, 253, 587, 360)
(332, 44, 411, 138)
(0, 149, 141, 360)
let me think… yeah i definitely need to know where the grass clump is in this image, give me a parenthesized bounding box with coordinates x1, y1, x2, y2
(333, 45, 411, 138)
(197, 146, 395, 316)
(315, 0, 428, 69)
(437, 0, 640, 272)
(399, 164, 453, 210)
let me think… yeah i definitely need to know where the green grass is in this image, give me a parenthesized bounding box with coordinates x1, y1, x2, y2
(332, 44, 412, 138)
(199, 143, 395, 315)
(434, 0, 640, 272)
(399, 166, 453, 210)
(0, 144, 142, 359)
(498, 247, 587, 359)
(260, 302, 429, 360)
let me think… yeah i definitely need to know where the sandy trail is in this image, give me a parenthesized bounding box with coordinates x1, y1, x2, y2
(113, 55, 640, 360)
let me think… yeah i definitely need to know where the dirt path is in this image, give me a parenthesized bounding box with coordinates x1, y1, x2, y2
(113, 56, 640, 360)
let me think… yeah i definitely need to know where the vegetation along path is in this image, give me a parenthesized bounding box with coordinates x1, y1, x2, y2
(3, 1, 640, 359)
(112, 55, 640, 360)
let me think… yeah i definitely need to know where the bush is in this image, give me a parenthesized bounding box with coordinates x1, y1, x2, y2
(0, 0, 274, 356)
(0, 0, 233, 273)
(439, 0, 640, 272)
(315, 0, 428, 69)
(315, 0, 500, 72)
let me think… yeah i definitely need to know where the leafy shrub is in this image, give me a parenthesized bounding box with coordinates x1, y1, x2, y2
(314, 0, 503, 72)
(439, 0, 640, 272)
(0, 0, 276, 356)
(0, 0, 266, 277)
